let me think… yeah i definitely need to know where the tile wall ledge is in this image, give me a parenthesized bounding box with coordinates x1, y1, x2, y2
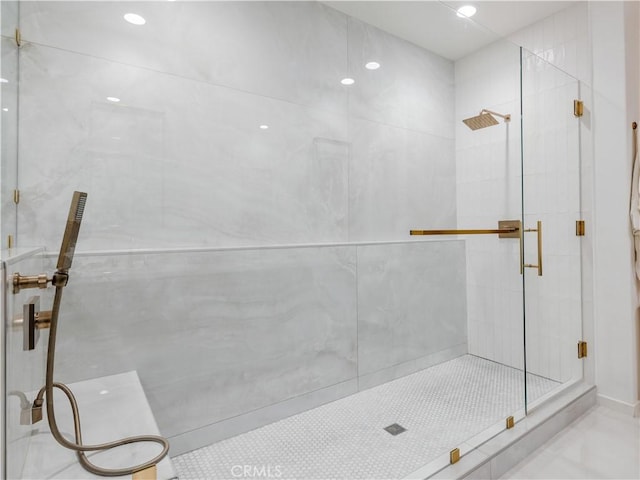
(1, 247, 44, 266)
(35, 238, 465, 258)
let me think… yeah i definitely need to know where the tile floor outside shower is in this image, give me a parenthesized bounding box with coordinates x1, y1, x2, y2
(172, 355, 559, 479)
(500, 404, 640, 479)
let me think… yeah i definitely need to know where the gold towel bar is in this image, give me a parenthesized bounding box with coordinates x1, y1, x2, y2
(410, 220, 521, 239)
(410, 228, 517, 236)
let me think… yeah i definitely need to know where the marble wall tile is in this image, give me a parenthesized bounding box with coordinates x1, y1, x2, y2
(347, 17, 455, 139)
(43, 246, 357, 437)
(348, 118, 456, 241)
(16, 2, 457, 253)
(19, 1, 348, 114)
(1, 1, 18, 38)
(17, 44, 350, 250)
(357, 241, 467, 376)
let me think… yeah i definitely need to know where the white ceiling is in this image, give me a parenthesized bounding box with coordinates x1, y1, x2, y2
(324, 1, 576, 60)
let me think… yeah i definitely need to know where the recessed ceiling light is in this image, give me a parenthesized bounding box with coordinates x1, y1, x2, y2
(99, 390, 109, 395)
(341, 77, 355, 86)
(106, 96, 121, 103)
(124, 13, 146, 25)
(456, 5, 477, 18)
(259, 124, 269, 130)
(365, 61, 381, 70)
(0, 78, 8, 83)
(2, 108, 8, 112)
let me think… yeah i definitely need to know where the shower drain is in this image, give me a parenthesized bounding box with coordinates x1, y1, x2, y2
(383, 423, 407, 436)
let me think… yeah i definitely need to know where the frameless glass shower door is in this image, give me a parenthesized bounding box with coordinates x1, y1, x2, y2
(521, 48, 584, 410)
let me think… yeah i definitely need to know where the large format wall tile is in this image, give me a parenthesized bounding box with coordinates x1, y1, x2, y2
(17, 3, 457, 253)
(347, 17, 455, 139)
(18, 44, 349, 250)
(19, 1, 348, 114)
(357, 241, 467, 376)
(349, 118, 456, 241)
(1, 1, 18, 38)
(45, 247, 357, 437)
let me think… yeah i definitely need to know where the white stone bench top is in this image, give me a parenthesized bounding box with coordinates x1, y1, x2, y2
(22, 371, 176, 479)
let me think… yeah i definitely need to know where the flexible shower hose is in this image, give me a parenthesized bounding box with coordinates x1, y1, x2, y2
(33, 283, 170, 477)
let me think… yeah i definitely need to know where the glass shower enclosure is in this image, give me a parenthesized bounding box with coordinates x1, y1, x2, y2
(1, 1, 585, 478)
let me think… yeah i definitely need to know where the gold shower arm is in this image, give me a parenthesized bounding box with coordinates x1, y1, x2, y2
(481, 109, 511, 122)
(410, 220, 521, 238)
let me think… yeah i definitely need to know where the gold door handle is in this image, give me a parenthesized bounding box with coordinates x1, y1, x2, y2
(522, 220, 542, 276)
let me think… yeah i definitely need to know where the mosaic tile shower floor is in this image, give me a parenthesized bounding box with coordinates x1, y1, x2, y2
(172, 355, 559, 479)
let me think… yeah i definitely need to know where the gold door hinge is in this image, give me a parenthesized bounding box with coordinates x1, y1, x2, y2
(449, 448, 460, 464)
(578, 341, 588, 358)
(574, 100, 584, 117)
(506, 416, 515, 429)
(13, 189, 20, 204)
(15, 28, 21, 47)
(7, 235, 14, 248)
(576, 220, 585, 236)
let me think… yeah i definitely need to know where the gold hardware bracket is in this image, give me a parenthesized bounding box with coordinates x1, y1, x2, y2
(449, 448, 460, 465)
(576, 220, 585, 236)
(13, 189, 20, 204)
(15, 28, 21, 47)
(498, 220, 522, 238)
(7, 235, 14, 248)
(21, 296, 45, 350)
(31, 398, 44, 423)
(13, 272, 50, 294)
(482, 109, 511, 122)
(12, 310, 52, 330)
(578, 341, 588, 358)
(16, 296, 52, 351)
(133, 465, 157, 480)
(574, 99, 584, 117)
(506, 416, 515, 429)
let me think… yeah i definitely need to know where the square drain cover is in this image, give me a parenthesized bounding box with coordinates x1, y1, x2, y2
(384, 423, 406, 436)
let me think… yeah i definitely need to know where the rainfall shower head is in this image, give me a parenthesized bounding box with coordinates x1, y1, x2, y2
(463, 109, 511, 130)
(56, 191, 87, 272)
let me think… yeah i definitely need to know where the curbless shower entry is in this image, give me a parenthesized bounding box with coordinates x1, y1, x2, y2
(0, 1, 587, 479)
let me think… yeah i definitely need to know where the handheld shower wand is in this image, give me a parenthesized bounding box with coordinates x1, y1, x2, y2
(29, 192, 170, 476)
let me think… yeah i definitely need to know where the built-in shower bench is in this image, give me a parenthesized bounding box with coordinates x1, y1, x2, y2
(21, 371, 177, 480)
